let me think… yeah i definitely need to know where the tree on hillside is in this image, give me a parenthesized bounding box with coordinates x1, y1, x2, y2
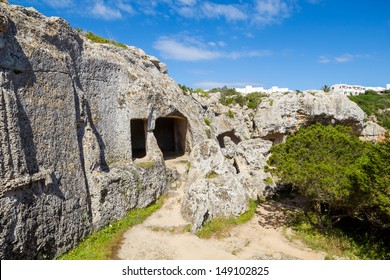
(322, 85, 331, 92)
(268, 124, 366, 230)
(268, 123, 390, 231)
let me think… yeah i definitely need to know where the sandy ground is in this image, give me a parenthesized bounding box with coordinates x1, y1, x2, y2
(116, 158, 326, 260)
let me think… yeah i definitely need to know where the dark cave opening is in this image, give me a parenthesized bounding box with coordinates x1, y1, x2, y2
(131, 119, 147, 159)
(154, 116, 187, 159)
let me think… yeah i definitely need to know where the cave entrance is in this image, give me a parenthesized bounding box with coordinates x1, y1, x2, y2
(217, 130, 241, 148)
(154, 116, 187, 159)
(131, 119, 147, 159)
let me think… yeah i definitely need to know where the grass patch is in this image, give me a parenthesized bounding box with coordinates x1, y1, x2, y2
(197, 200, 258, 239)
(58, 198, 163, 260)
(78, 29, 128, 49)
(135, 161, 155, 168)
(286, 211, 390, 259)
(349, 92, 390, 129)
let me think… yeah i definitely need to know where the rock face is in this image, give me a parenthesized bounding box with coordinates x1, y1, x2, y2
(253, 92, 366, 143)
(0, 4, 206, 259)
(182, 140, 248, 231)
(0, 3, 377, 259)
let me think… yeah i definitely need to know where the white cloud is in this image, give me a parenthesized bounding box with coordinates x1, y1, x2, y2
(253, 0, 293, 25)
(154, 34, 272, 61)
(43, 0, 73, 7)
(318, 53, 370, 64)
(201, 2, 247, 21)
(91, 1, 122, 20)
(116, 1, 135, 14)
(227, 50, 272, 59)
(177, 0, 197, 6)
(335, 53, 354, 63)
(154, 36, 221, 61)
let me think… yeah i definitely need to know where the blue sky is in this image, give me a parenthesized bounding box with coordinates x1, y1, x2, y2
(9, 0, 390, 90)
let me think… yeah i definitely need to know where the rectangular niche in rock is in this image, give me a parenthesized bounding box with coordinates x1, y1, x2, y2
(131, 119, 147, 158)
(154, 116, 187, 159)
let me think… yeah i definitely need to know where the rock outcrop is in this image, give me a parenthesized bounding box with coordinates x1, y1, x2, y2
(0, 3, 206, 259)
(253, 91, 366, 142)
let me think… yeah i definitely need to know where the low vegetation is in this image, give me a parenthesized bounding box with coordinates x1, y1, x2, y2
(209, 86, 268, 109)
(268, 123, 390, 259)
(226, 110, 235, 118)
(178, 84, 192, 95)
(349, 91, 390, 129)
(135, 161, 155, 168)
(58, 199, 163, 260)
(77, 29, 127, 49)
(197, 200, 258, 239)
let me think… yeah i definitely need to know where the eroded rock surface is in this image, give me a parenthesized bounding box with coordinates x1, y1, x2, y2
(0, 3, 205, 259)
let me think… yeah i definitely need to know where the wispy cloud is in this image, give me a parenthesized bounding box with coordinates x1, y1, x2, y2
(201, 2, 247, 21)
(91, 1, 122, 20)
(335, 53, 355, 63)
(154, 36, 221, 61)
(116, 1, 135, 15)
(153, 35, 272, 61)
(318, 55, 331, 64)
(318, 53, 370, 64)
(43, 0, 73, 8)
(38, 0, 309, 26)
(253, 0, 293, 25)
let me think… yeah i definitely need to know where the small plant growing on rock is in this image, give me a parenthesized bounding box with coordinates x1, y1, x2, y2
(206, 170, 218, 179)
(204, 118, 211, 126)
(226, 110, 235, 118)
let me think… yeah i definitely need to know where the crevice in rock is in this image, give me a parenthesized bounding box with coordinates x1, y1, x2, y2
(217, 130, 241, 148)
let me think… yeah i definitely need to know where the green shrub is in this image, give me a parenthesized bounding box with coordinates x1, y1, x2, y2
(264, 177, 273, 184)
(349, 92, 390, 129)
(194, 88, 209, 98)
(247, 101, 256, 109)
(268, 123, 390, 231)
(179, 84, 193, 95)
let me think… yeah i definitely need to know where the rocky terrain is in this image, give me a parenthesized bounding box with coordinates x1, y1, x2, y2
(0, 2, 384, 259)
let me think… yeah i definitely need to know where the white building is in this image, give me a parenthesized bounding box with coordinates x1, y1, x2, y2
(365, 86, 386, 92)
(331, 84, 365, 96)
(235, 85, 265, 94)
(236, 85, 290, 94)
(386, 84, 390, 90)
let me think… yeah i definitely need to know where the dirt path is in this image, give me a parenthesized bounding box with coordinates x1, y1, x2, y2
(117, 158, 326, 260)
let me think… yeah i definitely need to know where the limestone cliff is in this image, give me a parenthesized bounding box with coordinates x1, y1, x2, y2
(0, 3, 206, 259)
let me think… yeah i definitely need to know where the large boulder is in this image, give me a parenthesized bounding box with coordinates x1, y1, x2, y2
(182, 140, 248, 231)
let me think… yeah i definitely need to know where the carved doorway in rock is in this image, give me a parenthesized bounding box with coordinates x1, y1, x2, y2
(154, 116, 187, 159)
(131, 119, 147, 159)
